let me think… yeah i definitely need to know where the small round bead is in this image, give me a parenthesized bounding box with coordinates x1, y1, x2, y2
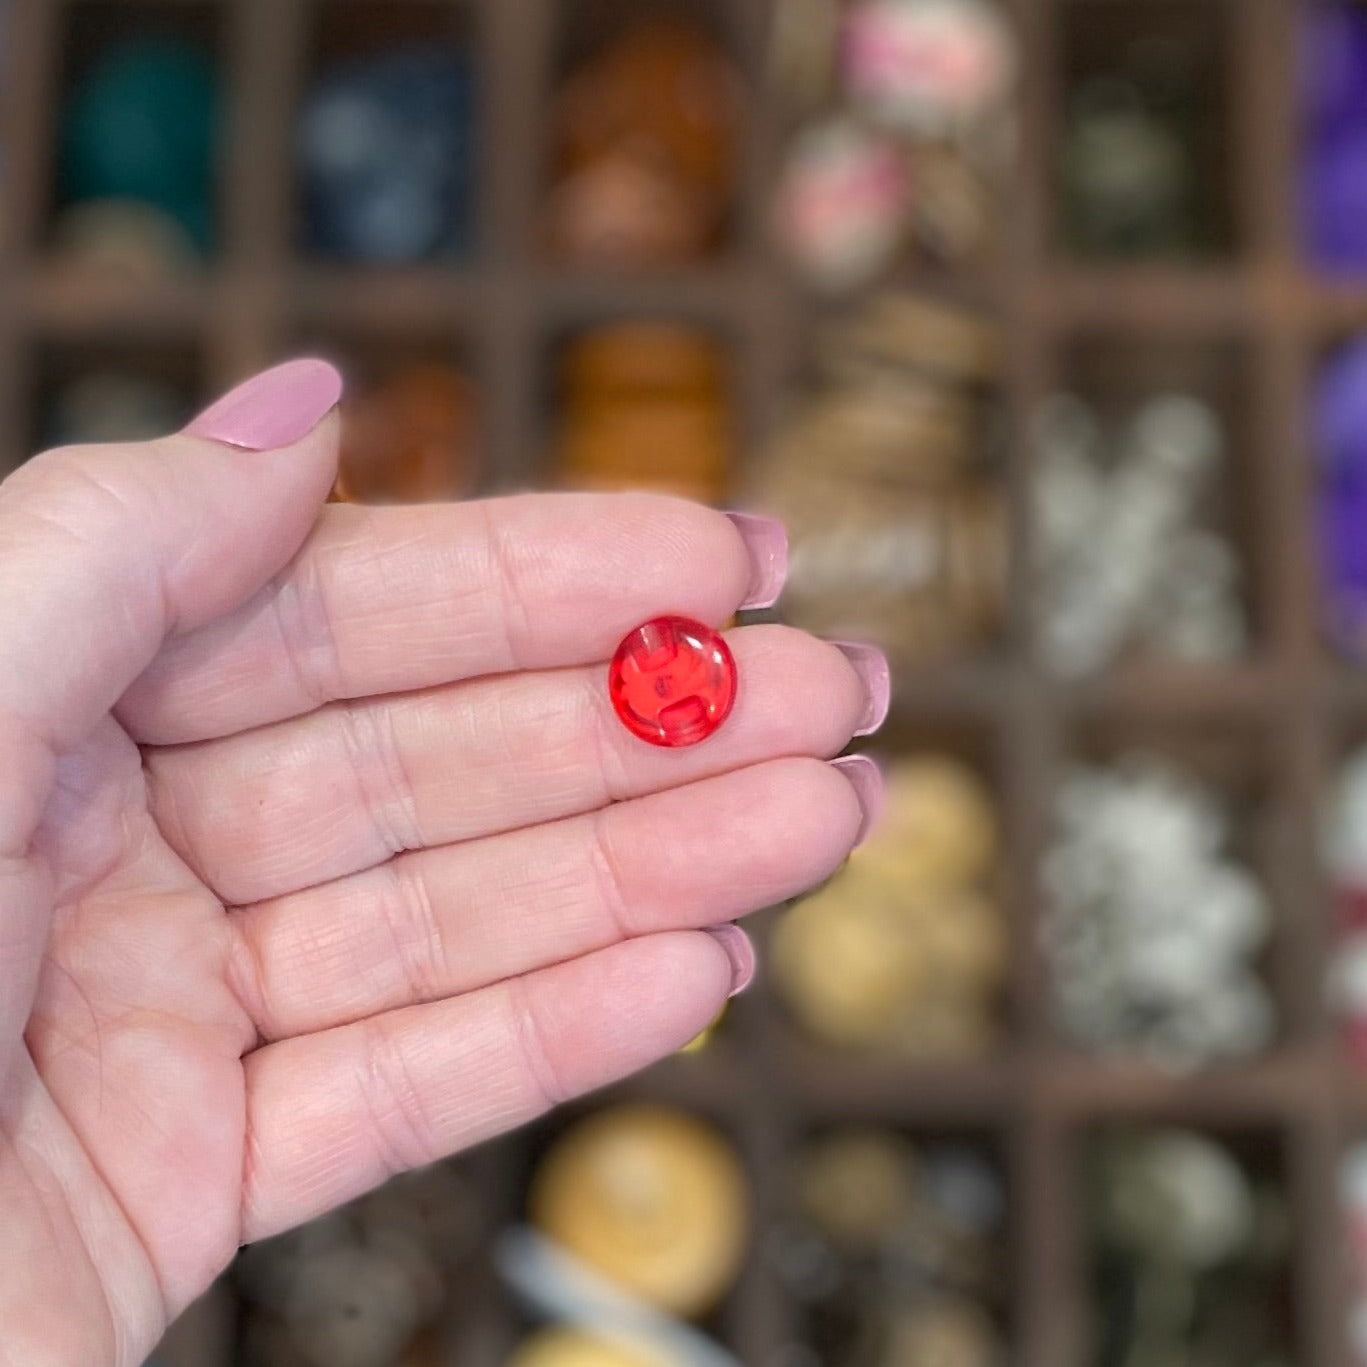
(609, 615, 737, 747)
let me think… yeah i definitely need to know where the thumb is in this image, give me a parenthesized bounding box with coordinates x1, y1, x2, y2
(0, 357, 343, 851)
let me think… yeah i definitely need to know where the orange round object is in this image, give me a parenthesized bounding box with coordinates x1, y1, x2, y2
(547, 155, 716, 267)
(549, 20, 741, 263)
(560, 405, 729, 486)
(339, 364, 477, 503)
(556, 325, 732, 500)
(562, 322, 726, 397)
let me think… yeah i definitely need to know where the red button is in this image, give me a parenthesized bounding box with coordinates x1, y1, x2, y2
(609, 616, 738, 747)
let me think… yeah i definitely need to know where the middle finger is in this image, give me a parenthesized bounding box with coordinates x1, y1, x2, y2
(146, 625, 887, 905)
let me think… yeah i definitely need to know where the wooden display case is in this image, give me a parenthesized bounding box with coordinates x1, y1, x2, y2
(3, 0, 1364, 1363)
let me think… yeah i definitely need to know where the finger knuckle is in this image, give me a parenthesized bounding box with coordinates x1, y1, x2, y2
(505, 975, 571, 1112)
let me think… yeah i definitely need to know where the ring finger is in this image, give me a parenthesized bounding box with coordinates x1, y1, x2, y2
(226, 754, 880, 1042)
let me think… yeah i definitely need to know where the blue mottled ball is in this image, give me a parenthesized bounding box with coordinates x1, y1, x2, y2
(60, 38, 219, 250)
(297, 45, 475, 264)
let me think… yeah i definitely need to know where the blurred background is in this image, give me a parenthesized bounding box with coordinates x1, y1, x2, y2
(8, 0, 1367, 1363)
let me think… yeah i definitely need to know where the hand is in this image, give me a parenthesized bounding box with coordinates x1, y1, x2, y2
(0, 360, 886, 1367)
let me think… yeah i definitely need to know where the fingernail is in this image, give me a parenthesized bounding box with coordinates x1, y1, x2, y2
(830, 755, 883, 847)
(725, 512, 788, 610)
(703, 924, 756, 998)
(186, 358, 344, 451)
(831, 642, 891, 737)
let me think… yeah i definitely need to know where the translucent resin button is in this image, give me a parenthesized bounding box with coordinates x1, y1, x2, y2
(609, 615, 737, 747)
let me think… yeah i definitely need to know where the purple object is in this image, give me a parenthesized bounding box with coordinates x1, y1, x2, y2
(1302, 3, 1367, 129)
(1320, 470, 1367, 649)
(1303, 131, 1367, 271)
(1315, 338, 1367, 472)
(1316, 339, 1367, 654)
(1316, 337, 1367, 471)
(1301, 5, 1367, 273)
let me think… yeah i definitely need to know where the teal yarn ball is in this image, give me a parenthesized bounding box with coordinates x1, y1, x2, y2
(60, 37, 219, 250)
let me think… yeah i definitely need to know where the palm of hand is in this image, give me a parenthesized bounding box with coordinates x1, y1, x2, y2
(15, 718, 252, 1366)
(0, 411, 873, 1367)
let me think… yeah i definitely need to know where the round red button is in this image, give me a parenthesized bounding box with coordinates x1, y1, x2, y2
(609, 615, 738, 747)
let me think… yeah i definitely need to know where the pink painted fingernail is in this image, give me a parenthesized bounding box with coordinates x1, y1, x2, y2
(830, 755, 884, 847)
(725, 512, 788, 610)
(831, 642, 891, 737)
(186, 358, 344, 451)
(704, 924, 756, 998)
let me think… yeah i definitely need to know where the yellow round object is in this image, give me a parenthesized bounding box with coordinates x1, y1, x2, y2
(505, 1329, 674, 1367)
(529, 1106, 748, 1317)
(678, 1004, 725, 1055)
(774, 866, 1004, 1055)
(857, 758, 998, 888)
(796, 1129, 917, 1251)
(891, 994, 997, 1059)
(916, 888, 1008, 989)
(773, 877, 928, 1046)
(883, 1299, 1001, 1367)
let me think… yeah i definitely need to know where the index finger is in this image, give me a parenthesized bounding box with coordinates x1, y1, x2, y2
(117, 493, 786, 745)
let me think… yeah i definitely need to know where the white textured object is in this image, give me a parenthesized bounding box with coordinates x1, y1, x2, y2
(1034, 392, 1248, 675)
(1327, 748, 1367, 885)
(1042, 757, 1274, 1069)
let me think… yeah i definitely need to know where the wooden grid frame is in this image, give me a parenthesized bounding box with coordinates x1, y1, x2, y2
(6, 0, 1367, 1362)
